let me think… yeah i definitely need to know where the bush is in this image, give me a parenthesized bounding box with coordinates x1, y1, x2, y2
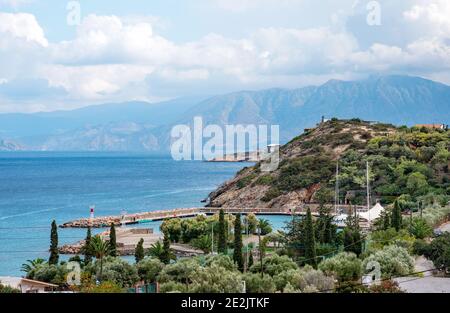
(369, 280, 404, 293)
(243, 273, 276, 293)
(255, 175, 275, 186)
(261, 187, 282, 202)
(362, 245, 414, 279)
(137, 258, 164, 283)
(93, 257, 139, 288)
(409, 218, 433, 239)
(319, 252, 362, 283)
(427, 233, 450, 270)
(80, 281, 125, 293)
(190, 264, 243, 293)
(412, 240, 432, 257)
(32, 264, 68, 286)
(249, 255, 298, 276)
(269, 266, 334, 293)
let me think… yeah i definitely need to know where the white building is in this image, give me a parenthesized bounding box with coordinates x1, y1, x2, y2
(0, 276, 58, 293)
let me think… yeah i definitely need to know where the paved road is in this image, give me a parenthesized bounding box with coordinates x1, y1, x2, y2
(395, 277, 450, 293)
(394, 256, 450, 293)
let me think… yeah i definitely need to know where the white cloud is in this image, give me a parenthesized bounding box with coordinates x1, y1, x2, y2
(214, 0, 300, 12)
(2, 1, 450, 112)
(404, 0, 450, 37)
(0, 12, 47, 47)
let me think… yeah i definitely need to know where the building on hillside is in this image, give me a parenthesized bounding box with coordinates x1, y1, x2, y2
(415, 124, 447, 130)
(0, 276, 58, 293)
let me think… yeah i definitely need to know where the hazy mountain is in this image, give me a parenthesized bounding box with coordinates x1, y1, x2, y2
(0, 139, 23, 151)
(0, 75, 448, 152)
(296, 75, 450, 128)
(0, 96, 206, 139)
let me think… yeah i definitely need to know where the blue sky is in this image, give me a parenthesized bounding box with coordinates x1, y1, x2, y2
(0, 0, 449, 112)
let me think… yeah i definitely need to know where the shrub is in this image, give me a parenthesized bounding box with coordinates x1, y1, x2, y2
(190, 265, 243, 293)
(412, 240, 432, 257)
(137, 258, 164, 283)
(255, 175, 275, 186)
(80, 281, 125, 293)
(362, 245, 414, 279)
(427, 233, 450, 270)
(249, 255, 298, 276)
(319, 252, 362, 283)
(243, 273, 276, 293)
(409, 218, 433, 239)
(261, 187, 282, 202)
(93, 257, 139, 288)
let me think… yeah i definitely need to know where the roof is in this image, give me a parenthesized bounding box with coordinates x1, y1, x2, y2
(0, 276, 58, 289)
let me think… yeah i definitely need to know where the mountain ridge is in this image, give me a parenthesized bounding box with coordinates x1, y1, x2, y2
(0, 75, 448, 152)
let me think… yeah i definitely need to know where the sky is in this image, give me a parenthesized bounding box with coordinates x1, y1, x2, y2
(0, 0, 449, 113)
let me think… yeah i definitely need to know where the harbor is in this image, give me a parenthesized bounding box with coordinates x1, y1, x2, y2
(60, 204, 373, 229)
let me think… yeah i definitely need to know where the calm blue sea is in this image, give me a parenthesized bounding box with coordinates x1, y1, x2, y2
(0, 152, 289, 276)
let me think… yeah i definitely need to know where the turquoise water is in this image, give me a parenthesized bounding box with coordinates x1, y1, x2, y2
(0, 152, 290, 276)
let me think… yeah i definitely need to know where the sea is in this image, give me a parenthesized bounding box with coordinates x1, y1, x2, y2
(0, 152, 290, 276)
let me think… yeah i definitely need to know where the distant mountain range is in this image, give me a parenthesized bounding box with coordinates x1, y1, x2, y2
(0, 75, 449, 152)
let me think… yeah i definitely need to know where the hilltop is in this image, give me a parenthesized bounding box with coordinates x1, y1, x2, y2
(207, 120, 450, 210)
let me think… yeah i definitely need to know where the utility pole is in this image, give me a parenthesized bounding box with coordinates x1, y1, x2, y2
(335, 161, 340, 215)
(366, 161, 371, 222)
(211, 222, 214, 255)
(258, 226, 263, 278)
(244, 215, 249, 273)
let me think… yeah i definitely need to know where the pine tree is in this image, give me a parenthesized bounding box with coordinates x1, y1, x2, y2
(49, 220, 59, 265)
(391, 200, 403, 232)
(135, 238, 145, 263)
(304, 208, 317, 268)
(161, 231, 172, 264)
(109, 223, 117, 257)
(233, 214, 244, 271)
(218, 209, 227, 254)
(83, 227, 93, 264)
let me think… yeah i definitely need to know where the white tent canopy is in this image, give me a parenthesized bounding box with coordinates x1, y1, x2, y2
(359, 203, 384, 222)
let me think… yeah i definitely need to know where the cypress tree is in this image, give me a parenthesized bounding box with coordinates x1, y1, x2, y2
(391, 200, 403, 232)
(135, 238, 145, 263)
(161, 231, 172, 264)
(248, 249, 254, 269)
(233, 214, 244, 271)
(382, 209, 391, 230)
(218, 209, 227, 254)
(49, 220, 59, 265)
(109, 223, 117, 257)
(304, 208, 317, 268)
(83, 227, 93, 264)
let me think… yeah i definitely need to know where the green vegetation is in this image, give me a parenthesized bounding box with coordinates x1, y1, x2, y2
(49, 220, 59, 265)
(233, 214, 244, 271)
(89, 235, 110, 282)
(83, 227, 93, 264)
(217, 209, 227, 254)
(135, 238, 145, 263)
(109, 223, 117, 257)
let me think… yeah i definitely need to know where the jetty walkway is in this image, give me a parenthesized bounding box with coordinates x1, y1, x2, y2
(60, 205, 367, 229)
